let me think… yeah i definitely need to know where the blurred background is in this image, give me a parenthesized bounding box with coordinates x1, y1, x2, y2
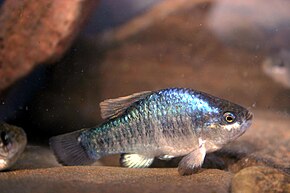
(0, 0, 289, 145)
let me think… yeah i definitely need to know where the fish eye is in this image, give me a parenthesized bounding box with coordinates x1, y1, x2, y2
(277, 61, 285, 68)
(0, 131, 10, 146)
(223, 112, 236, 123)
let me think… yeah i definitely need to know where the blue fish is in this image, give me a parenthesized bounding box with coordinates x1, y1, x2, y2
(50, 88, 252, 175)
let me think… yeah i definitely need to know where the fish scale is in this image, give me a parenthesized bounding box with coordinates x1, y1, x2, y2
(82, 89, 204, 156)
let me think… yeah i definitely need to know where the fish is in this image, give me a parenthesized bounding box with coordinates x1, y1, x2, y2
(262, 49, 290, 88)
(0, 123, 27, 171)
(50, 88, 253, 175)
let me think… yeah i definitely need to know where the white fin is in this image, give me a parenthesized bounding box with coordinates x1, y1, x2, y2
(158, 155, 175, 161)
(120, 154, 154, 168)
(100, 91, 152, 119)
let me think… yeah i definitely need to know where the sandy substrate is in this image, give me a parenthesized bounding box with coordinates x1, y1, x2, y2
(0, 167, 232, 193)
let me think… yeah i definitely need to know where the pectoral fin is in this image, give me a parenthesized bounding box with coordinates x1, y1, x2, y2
(120, 154, 154, 168)
(178, 138, 206, 175)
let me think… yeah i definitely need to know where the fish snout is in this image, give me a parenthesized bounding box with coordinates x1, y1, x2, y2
(246, 111, 253, 121)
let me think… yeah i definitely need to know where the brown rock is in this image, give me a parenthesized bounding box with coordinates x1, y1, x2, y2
(0, 0, 98, 93)
(0, 167, 232, 193)
(231, 166, 290, 193)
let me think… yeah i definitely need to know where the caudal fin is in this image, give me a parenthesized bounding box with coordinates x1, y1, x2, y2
(49, 130, 96, 166)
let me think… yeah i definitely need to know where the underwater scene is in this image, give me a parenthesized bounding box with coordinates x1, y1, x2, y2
(0, 0, 289, 193)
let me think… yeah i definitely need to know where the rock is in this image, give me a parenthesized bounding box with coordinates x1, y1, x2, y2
(231, 166, 290, 193)
(0, 0, 98, 93)
(0, 167, 233, 193)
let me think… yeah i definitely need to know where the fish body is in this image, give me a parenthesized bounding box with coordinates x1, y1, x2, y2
(0, 123, 27, 171)
(50, 88, 252, 175)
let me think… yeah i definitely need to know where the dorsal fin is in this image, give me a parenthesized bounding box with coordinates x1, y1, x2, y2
(100, 91, 152, 120)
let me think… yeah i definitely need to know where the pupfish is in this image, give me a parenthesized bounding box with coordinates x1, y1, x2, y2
(50, 88, 253, 175)
(0, 123, 27, 171)
(263, 49, 290, 88)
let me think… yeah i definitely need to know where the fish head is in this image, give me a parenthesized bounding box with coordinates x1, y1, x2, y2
(262, 49, 290, 88)
(201, 98, 253, 152)
(0, 123, 27, 170)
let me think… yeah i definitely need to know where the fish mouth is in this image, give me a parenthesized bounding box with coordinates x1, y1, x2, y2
(241, 115, 253, 134)
(246, 111, 253, 121)
(234, 111, 253, 138)
(0, 152, 8, 159)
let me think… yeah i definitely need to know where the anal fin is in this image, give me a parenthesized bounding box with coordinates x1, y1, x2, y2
(120, 154, 154, 168)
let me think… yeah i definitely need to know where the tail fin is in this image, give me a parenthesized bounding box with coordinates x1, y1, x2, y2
(49, 130, 96, 166)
